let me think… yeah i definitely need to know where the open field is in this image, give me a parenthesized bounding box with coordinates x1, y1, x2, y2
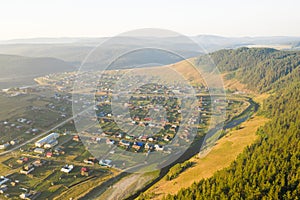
(140, 114, 269, 199)
(222, 76, 252, 93)
(252, 93, 271, 106)
(0, 94, 47, 121)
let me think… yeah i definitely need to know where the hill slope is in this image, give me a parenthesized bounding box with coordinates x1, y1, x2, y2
(0, 54, 74, 88)
(163, 84, 300, 200)
(196, 47, 300, 92)
(158, 48, 300, 200)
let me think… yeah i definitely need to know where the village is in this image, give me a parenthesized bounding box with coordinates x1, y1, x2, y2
(0, 130, 114, 199)
(0, 70, 247, 199)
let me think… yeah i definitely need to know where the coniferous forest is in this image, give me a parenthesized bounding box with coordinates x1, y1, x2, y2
(163, 48, 300, 200)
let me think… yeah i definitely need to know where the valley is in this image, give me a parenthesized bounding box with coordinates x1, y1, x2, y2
(0, 47, 299, 200)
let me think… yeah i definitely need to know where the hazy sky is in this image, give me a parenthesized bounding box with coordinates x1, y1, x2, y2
(0, 0, 299, 40)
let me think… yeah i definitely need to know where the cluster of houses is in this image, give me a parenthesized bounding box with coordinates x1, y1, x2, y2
(19, 159, 47, 175)
(94, 95, 183, 154)
(17, 132, 61, 159)
(0, 176, 9, 194)
(0, 173, 41, 199)
(106, 137, 165, 153)
(0, 118, 36, 150)
(40, 70, 208, 96)
(60, 164, 93, 176)
(0, 138, 23, 150)
(19, 190, 40, 200)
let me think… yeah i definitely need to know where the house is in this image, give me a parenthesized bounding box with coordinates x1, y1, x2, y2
(10, 139, 19, 146)
(46, 152, 53, 158)
(31, 128, 39, 133)
(17, 157, 29, 164)
(61, 164, 74, 173)
(135, 141, 144, 147)
(140, 135, 148, 141)
(148, 123, 155, 127)
(84, 157, 97, 165)
(145, 143, 154, 151)
(20, 193, 31, 200)
(132, 141, 144, 151)
(154, 144, 164, 151)
(0, 176, 9, 186)
(44, 140, 58, 149)
(73, 135, 80, 142)
(0, 185, 8, 194)
(106, 139, 115, 145)
(34, 148, 45, 154)
(0, 143, 10, 150)
(144, 117, 152, 121)
(17, 118, 27, 123)
(32, 159, 45, 167)
(19, 191, 40, 200)
(11, 181, 17, 187)
(132, 144, 141, 151)
(119, 140, 131, 147)
(20, 164, 35, 175)
(81, 167, 91, 176)
(54, 147, 65, 155)
(164, 135, 171, 142)
(125, 135, 134, 140)
(35, 132, 60, 147)
(99, 159, 112, 168)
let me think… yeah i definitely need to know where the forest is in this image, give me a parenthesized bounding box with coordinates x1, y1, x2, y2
(196, 47, 300, 92)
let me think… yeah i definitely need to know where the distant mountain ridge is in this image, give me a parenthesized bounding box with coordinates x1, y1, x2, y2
(0, 35, 299, 63)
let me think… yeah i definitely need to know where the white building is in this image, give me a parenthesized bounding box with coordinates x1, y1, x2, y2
(44, 140, 58, 149)
(35, 133, 60, 147)
(0, 176, 9, 186)
(0, 143, 10, 150)
(99, 160, 112, 168)
(34, 148, 45, 154)
(61, 165, 74, 173)
(154, 144, 164, 151)
(20, 167, 35, 175)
